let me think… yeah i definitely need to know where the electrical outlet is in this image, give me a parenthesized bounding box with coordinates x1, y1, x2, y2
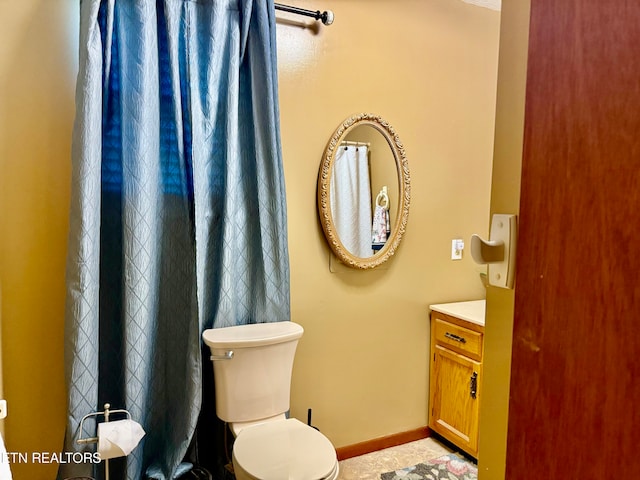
(451, 239, 464, 260)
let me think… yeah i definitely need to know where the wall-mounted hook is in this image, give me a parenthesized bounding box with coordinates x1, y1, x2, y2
(470, 214, 517, 289)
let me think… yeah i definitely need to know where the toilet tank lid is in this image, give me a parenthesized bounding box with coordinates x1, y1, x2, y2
(202, 321, 304, 349)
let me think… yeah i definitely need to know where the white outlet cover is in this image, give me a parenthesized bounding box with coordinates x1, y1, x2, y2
(451, 239, 464, 260)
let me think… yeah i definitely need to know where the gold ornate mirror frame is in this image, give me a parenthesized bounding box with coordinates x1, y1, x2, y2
(317, 113, 411, 269)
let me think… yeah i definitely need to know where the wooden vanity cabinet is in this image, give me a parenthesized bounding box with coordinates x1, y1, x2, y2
(429, 308, 484, 458)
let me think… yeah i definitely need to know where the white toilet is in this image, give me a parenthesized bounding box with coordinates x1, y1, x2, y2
(202, 321, 339, 480)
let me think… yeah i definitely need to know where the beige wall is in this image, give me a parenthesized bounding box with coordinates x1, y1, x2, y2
(0, 0, 77, 477)
(0, 0, 499, 476)
(277, 0, 500, 447)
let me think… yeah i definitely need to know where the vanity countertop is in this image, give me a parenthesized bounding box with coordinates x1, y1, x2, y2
(429, 299, 486, 327)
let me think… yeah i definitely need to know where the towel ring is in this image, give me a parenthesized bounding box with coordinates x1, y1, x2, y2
(375, 186, 389, 210)
(376, 192, 389, 209)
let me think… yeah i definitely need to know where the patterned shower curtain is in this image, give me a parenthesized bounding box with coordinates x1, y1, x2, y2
(59, 1, 289, 479)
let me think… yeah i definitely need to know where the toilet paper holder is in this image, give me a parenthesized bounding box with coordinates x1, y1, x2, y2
(77, 403, 133, 446)
(76, 403, 134, 480)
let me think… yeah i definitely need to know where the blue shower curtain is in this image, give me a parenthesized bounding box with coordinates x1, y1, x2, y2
(59, 1, 289, 479)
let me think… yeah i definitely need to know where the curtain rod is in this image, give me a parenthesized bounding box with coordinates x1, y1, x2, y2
(274, 3, 334, 25)
(340, 140, 370, 147)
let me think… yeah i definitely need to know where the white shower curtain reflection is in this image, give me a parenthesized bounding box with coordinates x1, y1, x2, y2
(330, 145, 372, 257)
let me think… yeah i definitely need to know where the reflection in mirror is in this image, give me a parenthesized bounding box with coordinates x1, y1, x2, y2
(317, 113, 410, 269)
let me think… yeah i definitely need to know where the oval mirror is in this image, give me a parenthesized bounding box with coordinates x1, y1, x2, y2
(317, 113, 411, 269)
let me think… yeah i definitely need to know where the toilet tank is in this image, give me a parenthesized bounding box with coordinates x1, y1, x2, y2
(202, 321, 304, 423)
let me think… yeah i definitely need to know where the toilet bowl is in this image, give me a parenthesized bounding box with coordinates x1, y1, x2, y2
(202, 322, 339, 480)
(232, 418, 339, 480)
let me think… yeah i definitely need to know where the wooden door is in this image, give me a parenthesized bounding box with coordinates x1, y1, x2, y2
(505, 0, 640, 478)
(430, 345, 480, 456)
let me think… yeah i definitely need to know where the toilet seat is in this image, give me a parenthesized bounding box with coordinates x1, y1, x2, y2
(232, 418, 339, 480)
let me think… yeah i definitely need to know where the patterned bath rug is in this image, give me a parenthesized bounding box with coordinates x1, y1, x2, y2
(380, 453, 478, 480)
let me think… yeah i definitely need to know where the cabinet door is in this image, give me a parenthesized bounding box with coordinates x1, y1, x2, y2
(429, 344, 481, 456)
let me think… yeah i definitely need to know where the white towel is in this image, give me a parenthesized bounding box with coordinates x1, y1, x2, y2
(371, 205, 390, 245)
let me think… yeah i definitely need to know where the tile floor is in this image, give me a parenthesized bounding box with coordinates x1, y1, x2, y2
(337, 437, 454, 479)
